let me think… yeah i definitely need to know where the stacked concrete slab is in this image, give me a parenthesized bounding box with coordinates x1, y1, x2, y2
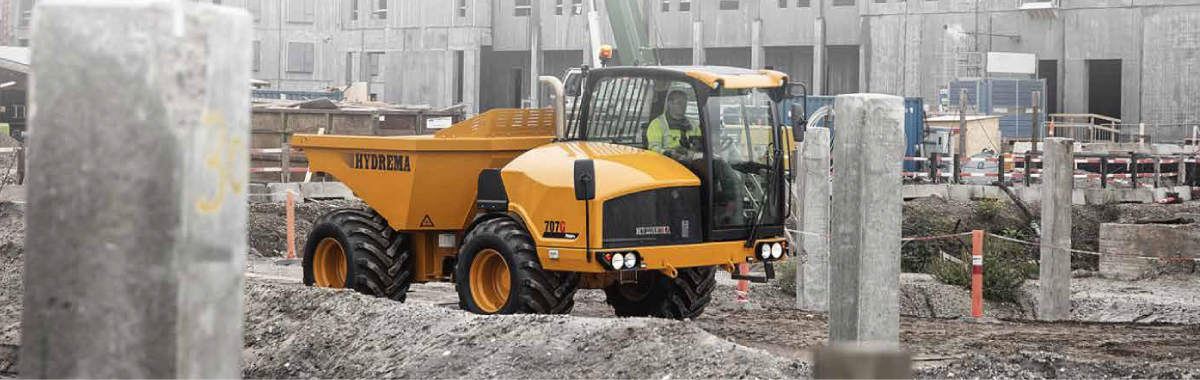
(1099, 223, 1200, 280)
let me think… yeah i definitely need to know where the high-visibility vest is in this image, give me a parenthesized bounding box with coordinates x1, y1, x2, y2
(646, 114, 697, 152)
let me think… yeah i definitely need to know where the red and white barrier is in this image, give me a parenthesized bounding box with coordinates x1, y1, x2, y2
(248, 167, 310, 173)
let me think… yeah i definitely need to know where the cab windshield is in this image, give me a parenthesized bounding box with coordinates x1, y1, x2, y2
(577, 75, 783, 231)
(707, 89, 781, 230)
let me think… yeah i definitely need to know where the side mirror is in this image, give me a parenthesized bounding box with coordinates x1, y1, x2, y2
(791, 101, 807, 142)
(574, 159, 596, 201)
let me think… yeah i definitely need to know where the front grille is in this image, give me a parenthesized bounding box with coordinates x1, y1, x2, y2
(602, 187, 702, 248)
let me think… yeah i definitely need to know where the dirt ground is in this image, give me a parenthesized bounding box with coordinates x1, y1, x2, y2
(2, 197, 1199, 379)
(238, 256, 1195, 376)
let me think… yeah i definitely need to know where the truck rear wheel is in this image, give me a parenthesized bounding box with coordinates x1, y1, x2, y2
(604, 266, 717, 320)
(455, 217, 578, 315)
(303, 208, 413, 302)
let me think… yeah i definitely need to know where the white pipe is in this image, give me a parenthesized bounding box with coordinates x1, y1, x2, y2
(539, 76, 566, 139)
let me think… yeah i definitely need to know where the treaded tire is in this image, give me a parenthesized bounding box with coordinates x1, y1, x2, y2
(303, 208, 413, 302)
(604, 266, 717, 320)
(455, 217, 578, 315)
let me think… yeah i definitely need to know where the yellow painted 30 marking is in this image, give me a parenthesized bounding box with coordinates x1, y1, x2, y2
(196, 111, 245, 213)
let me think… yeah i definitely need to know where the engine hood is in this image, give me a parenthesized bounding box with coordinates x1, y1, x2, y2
(501, 141, 701, 202)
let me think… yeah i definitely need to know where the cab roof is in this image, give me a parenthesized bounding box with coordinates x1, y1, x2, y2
(591, 65, 788, 90)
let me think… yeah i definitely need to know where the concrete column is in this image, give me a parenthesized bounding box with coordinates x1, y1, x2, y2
(691, 20, 704, 65)
(797, 127, 831, 312)
(1039, 137, 1074, 321)
(21, 2, 250, 378)
(830, 94, 906, 345)
(812, 18, 826, 95)
(529, 0, 542, 108)
(751, 19, 763, 69)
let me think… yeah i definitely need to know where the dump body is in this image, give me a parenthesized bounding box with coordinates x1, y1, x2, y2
(293, 109, 555, 232)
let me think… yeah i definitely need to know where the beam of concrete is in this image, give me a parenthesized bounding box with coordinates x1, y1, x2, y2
(1039, 137, 1074, 321)
(797, 127, 831, 312)
(829, 94, 906, 345)
(21, 1, 250, 378)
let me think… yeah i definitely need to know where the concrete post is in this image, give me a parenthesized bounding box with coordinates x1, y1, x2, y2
(280, 142, 292, 183)
(1154, 157, 1162, 188)
(691, 21, 704, 65)
(830, 94, 906, 345)
(1180, 154, 1189, 187)
(1038, 137, 1073, 321)
(796, 127, 831, 312)
(1031, 91, 1041, 152)
(21, 2, 250, 378)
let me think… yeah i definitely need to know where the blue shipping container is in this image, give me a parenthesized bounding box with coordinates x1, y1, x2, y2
(949, 78, 1046, 139)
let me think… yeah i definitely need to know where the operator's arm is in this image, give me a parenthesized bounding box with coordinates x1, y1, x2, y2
(646, 118, 668, 153)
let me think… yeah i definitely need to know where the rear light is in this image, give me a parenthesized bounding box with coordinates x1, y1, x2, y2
(597, 251, 642, 271)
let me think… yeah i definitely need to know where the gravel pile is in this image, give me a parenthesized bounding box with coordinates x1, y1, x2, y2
(917, 351, 1200, 379)
(243, 280, 809, 379)
(0, 201, 24, 377)
(247, 199, 362, 257)
(1069, 274, 1200, 324)
(898, 273, 1033, 320)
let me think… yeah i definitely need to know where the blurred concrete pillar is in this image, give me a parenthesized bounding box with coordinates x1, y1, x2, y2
(691, 20, 704, 65)
(796, 127, 831, 312)
(829, 94, 905, 346)
(21, 1, 250, 378)
(814, 345, 912, 379)
(1039, 137, 1074, 321)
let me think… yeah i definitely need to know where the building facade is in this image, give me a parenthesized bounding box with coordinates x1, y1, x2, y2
(7, 0, 1200, 126)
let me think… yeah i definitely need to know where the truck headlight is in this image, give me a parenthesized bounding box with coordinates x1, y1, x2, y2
(771, 243, 783, 259)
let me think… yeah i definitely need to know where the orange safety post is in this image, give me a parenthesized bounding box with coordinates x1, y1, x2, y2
(971, 229, 984, 318)
(286, 190, 296, 260)
(736, 263, 750, 302)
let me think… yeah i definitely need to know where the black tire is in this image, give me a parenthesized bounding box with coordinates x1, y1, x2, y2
(455, 217, 578, 315)
(303, 208, 413, 302)
(604, 266, 717, 319)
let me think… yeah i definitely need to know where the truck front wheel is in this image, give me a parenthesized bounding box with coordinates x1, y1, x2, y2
(455, 217, 578, 315)
(604, 266, 716, 320)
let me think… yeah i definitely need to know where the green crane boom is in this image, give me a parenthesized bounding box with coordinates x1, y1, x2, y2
(603, 0, 658, 66)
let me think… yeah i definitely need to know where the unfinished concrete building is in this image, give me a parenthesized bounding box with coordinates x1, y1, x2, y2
(6, 0, 1200, 127)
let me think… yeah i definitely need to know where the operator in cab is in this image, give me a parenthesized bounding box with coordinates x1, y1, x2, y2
(646, 89, 701, 161)
(645, 87, 745, 226)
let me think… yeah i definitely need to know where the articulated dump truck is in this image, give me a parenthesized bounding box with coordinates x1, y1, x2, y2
(292, 65, 806, 319)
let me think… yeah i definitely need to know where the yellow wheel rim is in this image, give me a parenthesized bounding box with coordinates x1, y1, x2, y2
(314, 237, 347, 288)
(469, 248, 511, 313)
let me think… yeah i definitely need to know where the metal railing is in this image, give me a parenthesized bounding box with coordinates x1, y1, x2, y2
(1042, 114, 1121, 143)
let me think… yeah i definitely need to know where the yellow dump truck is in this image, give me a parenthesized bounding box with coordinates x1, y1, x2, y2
(292, 65, 807, 319)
